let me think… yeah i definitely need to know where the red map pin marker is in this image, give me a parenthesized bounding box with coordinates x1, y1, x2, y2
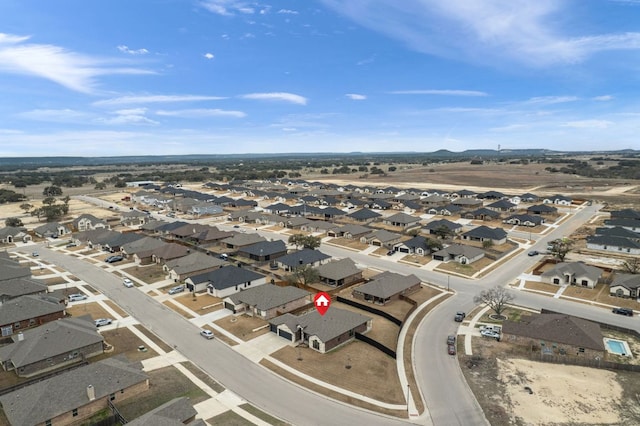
(313, 292, 331, 316)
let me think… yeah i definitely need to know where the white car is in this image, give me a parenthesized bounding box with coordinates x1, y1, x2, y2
(480, 329, 501, 340)
(200, 329, 214, 339)
(95, 318, 112, 327)
(123, 278, 134, 288)
(68, 293, 88, 302)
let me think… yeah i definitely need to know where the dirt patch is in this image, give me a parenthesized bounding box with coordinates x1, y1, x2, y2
(133, 324, 174, 353)
(95, 327, 159, 363)
(66, 302, 112, 321)
(102, 300, 129, 318)
(400, 254, 431, 265)
(175, 293, 223, 314)
(214, 315, 270, 342)
(331, 302, 400, 349)
(41, 276, 69, 286)
(122, 264, 166, 284)
(270, 340, 403, 404)
(435, 257, 494, 276)
(162, 300, 195, 319)
(523, 281, 558, 294)
(179, 361, 225, 393)
(114, 366, 209, 421)
(326, 237, 369, 251)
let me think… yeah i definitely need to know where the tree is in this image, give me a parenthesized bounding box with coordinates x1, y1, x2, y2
(285, 264, 319, 288)
(42, 196, 56, 206)
(19, 203, 32, 213)
(482, 239, 494, 249)
(474, 286, 515, 319)
(288, 234, 321, 250)
(43, 186, 62, 197)
(95, 181, 107, 190)
(548, 238, 574, 262)
(622, 258, 640, 274)
(5, 217, 23, 227)
(432, 225, 453, 240)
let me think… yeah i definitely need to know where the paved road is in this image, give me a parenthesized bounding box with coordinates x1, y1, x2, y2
(34, 248, 410, 426)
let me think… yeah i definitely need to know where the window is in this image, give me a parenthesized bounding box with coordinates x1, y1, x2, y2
(110, 393, 115, 401)
(72, 408, 78, 417)
(578, 347, 585, 353)
(13, 322, 20, 329)
(28, 319, 36, 326)
(312, 340, 320, 350)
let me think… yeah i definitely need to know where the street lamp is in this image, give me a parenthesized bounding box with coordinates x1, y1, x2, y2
(447, 275, 450, 292)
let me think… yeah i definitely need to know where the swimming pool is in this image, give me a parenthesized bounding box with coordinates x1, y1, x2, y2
(604, 338, 632, 357)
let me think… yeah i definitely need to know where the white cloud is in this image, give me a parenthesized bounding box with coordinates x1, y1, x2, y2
(94, 95, 227, 106)
(156, 108, 246, 118)
(563, 119, 613, 129)
(117, 45, 149, 55)
(100, 108, 158, 125)
(593, 95, 614, 101)
(200, 0, 256, 16)
(389, 89, 488, 97)
(525, 96, 579, 105)
(278, 9, 299, 15)
(346, 93, 367, 100)
(320, 0, 640, 67)
(204, 52, 215, 60)
(16, 108, 95, 123)
(0, 33, 153, 94)
(241, 92, 308, 105)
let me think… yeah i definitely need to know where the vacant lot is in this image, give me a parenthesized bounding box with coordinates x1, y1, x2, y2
(175, 293, 223, 313)
(123, 263, 166, 283)
(66, 302, 112, 321)
(95, 328, 158, 362)
(214, 315, 270, 341)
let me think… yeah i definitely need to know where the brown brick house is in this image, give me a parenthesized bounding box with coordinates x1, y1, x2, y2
(0, 295, 65, 337)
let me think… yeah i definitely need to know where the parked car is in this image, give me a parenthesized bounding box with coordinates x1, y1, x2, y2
(123, 278, 134, 288)
(233, 225, 240, 228)
(527, 250, 539, 256)
(454, 312, 466, 322)
(31, 252, 39, 257)
(480, 329, 501, 340)
(219, 253, 229, 260)
(68, 293, 88, 302)
(200, 329, 214, 339)
(168, 285, 185, 295)
(386, 250, 394, 256)
(66, 242, 77, 248)
(479, 325, 502, 333)
(95, 318, 112, 327)
(612, 307, 634, 316)
(105, 255, 124, 263)
(447, 344, 456, 355)
(447, 335, 456, 345)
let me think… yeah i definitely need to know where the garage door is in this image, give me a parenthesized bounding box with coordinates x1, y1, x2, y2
(224, 302, 236, 312)
(270, 324, 278, 333)
(278, 329, 292, 340)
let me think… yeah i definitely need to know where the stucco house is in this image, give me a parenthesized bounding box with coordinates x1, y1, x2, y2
(541, 262, 603, 289)
(586, 235, 640, 256)
(609, 274, 640, 299)
(432, 244, 485, 264)
(33, 222, 71, 239)
(351, 271, 421, 305)
(72, 214, 109, 232)
(186, 265, 267, 297)
(461, 226, 508, 245)
(223, 284, 310, 320)
(316, 258, 363, 287)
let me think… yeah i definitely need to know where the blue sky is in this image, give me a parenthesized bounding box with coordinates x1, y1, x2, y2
(1, 0, 640, 157)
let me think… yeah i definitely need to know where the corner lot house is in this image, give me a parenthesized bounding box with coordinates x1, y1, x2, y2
(541, 262, 603, 288)
(317, 258, 363, 287)
(352, 271, 421, 305)
(223, 284, 310, 320)
(0, 315, 103, 377)
(186, 265, 266, 297)
(432, 244, 485, 264)
(0, 357, 149, 426)
(609, 274, 640, 299)
(269, 307, 372, 353)
(502, 313, 605, 358)
(276, 249, 331, 272)
(461, 226, 508, 245)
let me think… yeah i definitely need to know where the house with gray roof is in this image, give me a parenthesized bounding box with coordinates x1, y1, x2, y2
(360, 229, 403, 248)
(541, 262, 603, 289)
(393, 235, 439, 256)
(611, 209, 640, 220)
(269, 307, 372, 353)
(0, 227, 31, 244)
(317, 258, 363, 287)
(462, 226, 508, 245)
(542, 194, 572, 205)
(120, 210, 149, 227)
(503, 214, 545, 227)
(222, 233, 267, 251)
(527, 204, 558, 215)
(502, 313, 604, 358)
(0, 256, 31, 282)
(127, 397, 204, 426)
(383, 212, 421, 229)
(133, 242, 190, 265)
(486, 199, 517, 212)
(427, 204, 463, 216)
(595, 227, 640, 241)
(352, 271, 421, 305)
(276, 249, 331, 272)
(347, 208, 381, 223)
(0, 295, 65, 337)
(424, 219, 463, 235)
(0, 356, 149, 426)
(432, 244, 485, 264)
(586, 235, 640, 255)
(463, 207, 501, 221)
(0, 315, 103, 377)
(33, 221, 71, 239)
(450, 197, 483, 208)
(72, 213, 109, 232)
(327, 224, 372, 239)
(164, 251, 226, 282)
(224, 284, 310, 320)
(609, 274, 640, 299)
(0, 277, 47, 304)
(237, 240, 288, 262)
(121, 236, 166, 258)
(72, 229, 120, 249)
(604, 218, 640, 232)
(186, 265, 267, 297)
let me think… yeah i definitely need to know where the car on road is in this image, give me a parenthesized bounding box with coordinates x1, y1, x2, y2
(219, 253, 228, 260)
(123, 278, 134, 288)
(68, 293, 88, 302)
(95, 318, 112, 327)
(105, 255, 124, 263)
(447, 335, 456, 345)
(31, 252, 39, 257)
(613, 307, 634, 316)
(200, 329, 214, 339)
(527, 250, 539, 256)
(447, 344, 456, 355)
(233, 225, 240, 228)
(66, 242, 77, 248)
(480, 329, 501, 340)
(168, 285, 185, 295)
(454, 312, 466, 322)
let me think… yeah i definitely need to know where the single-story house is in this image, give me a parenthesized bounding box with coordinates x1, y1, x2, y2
(604, 218, 640, 232)
(0, 295, 66, 337)
(327, 224, 372, 239)
(163, 252, 227, 282)
(432, 244, 485, 264)
(393, 235, 437, 256)
(501, 313, 605, 358)
(276, 249, 332, 272)
(186, 265, 267, 297)
(542, 195, 572, 205)
(72, 214, 109, 232)
(427, 204, 463, 216)
(423, 219, 463, 236)
(0, 277, 48, 304)
(346, 208, 382, 223)
(463, 208, 501, 221)
(0, 357, 149, 426)
(127, 397, 202, 426)
(611, 209, 640, 220)
(382, 212, 421, 229)
(486, 199, 517, 212)
(223, 284, 311, 320)
(120, 210, 149, 227)
(503, 214, 545, 227)
(352, 271, 421, 305)
(527, 204, 558, 215)
(0, 315, 104, 377)
(0, 227, 32, 244)
(360, 230, 403, 248)
(222, 233, 268, 251)
(586, 235, 640, 256)
(237, 240, 288, 262)
(609, 274, 640, 299)
(269, 307, 372, 353)
(33, 222, 71, 239)
(317, 258, 363, 287)
(541, 262, 603, 289)
(461, 226, 508, 245)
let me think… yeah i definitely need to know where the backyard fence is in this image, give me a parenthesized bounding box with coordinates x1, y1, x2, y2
(336, 296, 402, 326)
(355, 332, 396, 359)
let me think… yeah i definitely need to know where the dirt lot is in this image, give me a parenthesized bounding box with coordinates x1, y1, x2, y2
(214, 314, 270, 341)
(123, 263, 167, 283)
(66, 302, 112, 321)
(175, 293, 223, 314)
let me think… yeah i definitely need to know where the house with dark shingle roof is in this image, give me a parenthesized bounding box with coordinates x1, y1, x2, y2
(542, 194, 572, 205)
(541, 262, 603, 289)
(164, 252, 226, 282)
(222, 233, 267, 251)
(360, 229, 402, 248)
(317, 258, 362, 287)
(72, 213, 109, 232)
(503, 214, 545, 227)
(347, 208, 382, 223)
(224, 284, 310, 319)
(120, 210, 149, 227)
(34, 222, 71, 238)
(0, 315, 103, 377)
(462, 226, 508, 245)
(0, 227, 32, 244)
(424, 219, 463, 235)
(352, 271, 421, 305)
(327, 224, 372, 239)
(427, 204, 463, 216)
(237, 240, 288, 262)
(432, 244, 485, 264)
(0, 295, 65, 337)
(501, 313, 605, 358)
(609, 274, 640, 299)
(604, 218, 640, 232)
(269, 307, 372, 353)
(393, 235, 438, 256)
(486, 199, 517, 212)
(464, 207, 501, 221)
(276, 249, 331, 272)
(127, 397, 203, 426)
(594, 227, 640, 241)
(0, 356, 149, 426)
(186, 265, 267, 297)
(527, 204, 558, 215)
(611, 209, 640, 220)
(586, 235, 640, 255)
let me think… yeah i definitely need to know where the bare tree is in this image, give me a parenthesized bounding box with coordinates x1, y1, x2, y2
(622, 258, 640, 274)
(474, 286, 515, 319)
(285, 264, 319, 288)
(548, 238, 574, 262)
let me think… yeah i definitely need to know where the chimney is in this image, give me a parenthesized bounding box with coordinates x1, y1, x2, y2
(87, 385, 95, 401)
(17, 332, 24, 342)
